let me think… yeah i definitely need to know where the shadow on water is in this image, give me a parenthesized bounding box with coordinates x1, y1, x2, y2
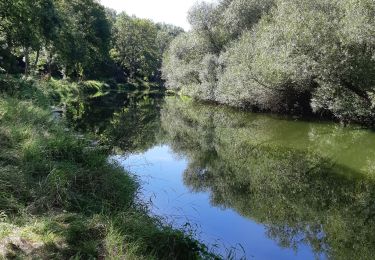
(66, 93, 375, 259)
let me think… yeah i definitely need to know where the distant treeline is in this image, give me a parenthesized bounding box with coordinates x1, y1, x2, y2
(0, 0, 183, 81)
(162, 0, 375, 125)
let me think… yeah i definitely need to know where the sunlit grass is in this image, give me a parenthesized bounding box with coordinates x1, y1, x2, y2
(0, 75, 216, 259)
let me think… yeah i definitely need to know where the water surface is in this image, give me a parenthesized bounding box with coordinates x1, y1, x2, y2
(68, 92, 375, 259)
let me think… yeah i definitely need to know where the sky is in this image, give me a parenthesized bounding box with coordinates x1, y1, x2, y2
(99, 0, 214, 30)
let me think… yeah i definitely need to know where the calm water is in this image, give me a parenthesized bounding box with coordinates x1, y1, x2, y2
(67, 91, 375, 259)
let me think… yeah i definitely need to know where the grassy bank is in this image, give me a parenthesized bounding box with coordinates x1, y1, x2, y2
(0, 76, 215, 259)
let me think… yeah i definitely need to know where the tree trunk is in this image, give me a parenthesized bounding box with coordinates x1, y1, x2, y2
(24, 47, 30, 76)
(62, 66, 67, 79)
(47, 50, 53, 79)
(33, 49, 40, 73)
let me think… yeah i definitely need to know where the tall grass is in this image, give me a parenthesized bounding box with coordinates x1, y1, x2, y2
(0, 75, 216, 259)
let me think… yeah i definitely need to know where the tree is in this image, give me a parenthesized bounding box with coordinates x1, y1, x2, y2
(1, 0, 39, 74)
(163, 0, 375, 125)
(162, 32, 212, 96)
(111, 13, 159, 80)
(155, 23, 184, 55)
(221, 0, 274, 39)
(0, 0, 63, 75)
(54, 0, 111, 79)
(187, 2, 225, 54)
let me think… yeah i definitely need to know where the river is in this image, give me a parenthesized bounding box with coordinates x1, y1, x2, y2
(66, 89, 375, 259)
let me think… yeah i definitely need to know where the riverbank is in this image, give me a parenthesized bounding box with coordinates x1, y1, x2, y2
(0, 76, 215, 259)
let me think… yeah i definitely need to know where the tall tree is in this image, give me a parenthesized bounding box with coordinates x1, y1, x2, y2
(54, 0, 111, 79)
(0, 0, 60, 75)
(111, 13, 159, 80)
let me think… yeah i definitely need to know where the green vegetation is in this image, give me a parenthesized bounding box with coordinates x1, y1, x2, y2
(0, 0, 183, 81)
(162, 0, 375, 126)
(0, 1, 213, 257)
(0, 77, 217, 259)
(160, 97, 375, 259)
(111, 13, 183, 81)
(3, 0, 375, 257)
(65, 85, 165, 154)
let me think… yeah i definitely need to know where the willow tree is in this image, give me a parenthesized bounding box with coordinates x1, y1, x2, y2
(163, 0, 375, 125)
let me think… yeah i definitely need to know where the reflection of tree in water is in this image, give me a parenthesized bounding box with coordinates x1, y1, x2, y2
(105, 94, 164, 153)
(161, 97, 375, 259)
(66, 90, 164, 152)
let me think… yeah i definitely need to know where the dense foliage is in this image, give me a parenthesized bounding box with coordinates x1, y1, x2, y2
(111, 14, 183, 81)
(0, 0, 183, 81)
(162, 0, 375, 125)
